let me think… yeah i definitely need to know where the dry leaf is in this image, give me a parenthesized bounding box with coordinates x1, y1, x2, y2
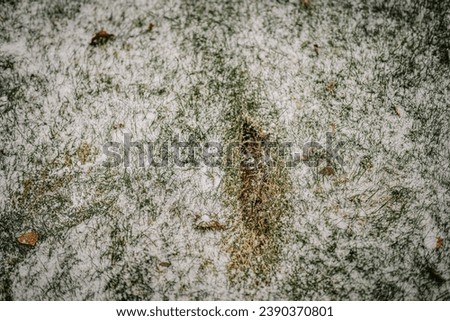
(90, 29, 115, 46)
(300, 0, 311, 9)
(159, 261, 171, 268)
(320, 166, 335, 176)
(17, 231, 38, 246)
(209, 220, 227, 230)
(147, 23, 155, 32)
(436, 237, 443, 250)
(195, 220, 227, 231)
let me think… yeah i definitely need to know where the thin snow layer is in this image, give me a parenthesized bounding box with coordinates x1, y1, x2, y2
(1, 0, 449, 300)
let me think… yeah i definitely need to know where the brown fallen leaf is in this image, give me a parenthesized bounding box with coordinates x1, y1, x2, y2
(209, 220, 227, 230)
(436, 236, 443, 250)
(195, 220, 227, 231)
(300, 0, 311, 9)
(147, 23, 155, 32)
(17, 231, 38, 246)
(90, 29, 115, 46)
(320, 166, 335, 176)
(159, 261, 171, 268)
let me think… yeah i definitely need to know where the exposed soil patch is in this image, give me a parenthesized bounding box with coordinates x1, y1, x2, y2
(226, 116, 290, 283)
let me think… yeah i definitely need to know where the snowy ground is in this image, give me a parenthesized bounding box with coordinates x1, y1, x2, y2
(1, 0, 449, 300)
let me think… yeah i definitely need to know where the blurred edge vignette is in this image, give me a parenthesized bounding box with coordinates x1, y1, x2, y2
(0, 0, 449, 301)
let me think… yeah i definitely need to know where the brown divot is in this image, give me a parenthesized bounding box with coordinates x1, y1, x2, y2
(225, 116, 290, 283)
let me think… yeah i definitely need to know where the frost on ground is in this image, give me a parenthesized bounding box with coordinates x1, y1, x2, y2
(1, 0, 449, 300)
